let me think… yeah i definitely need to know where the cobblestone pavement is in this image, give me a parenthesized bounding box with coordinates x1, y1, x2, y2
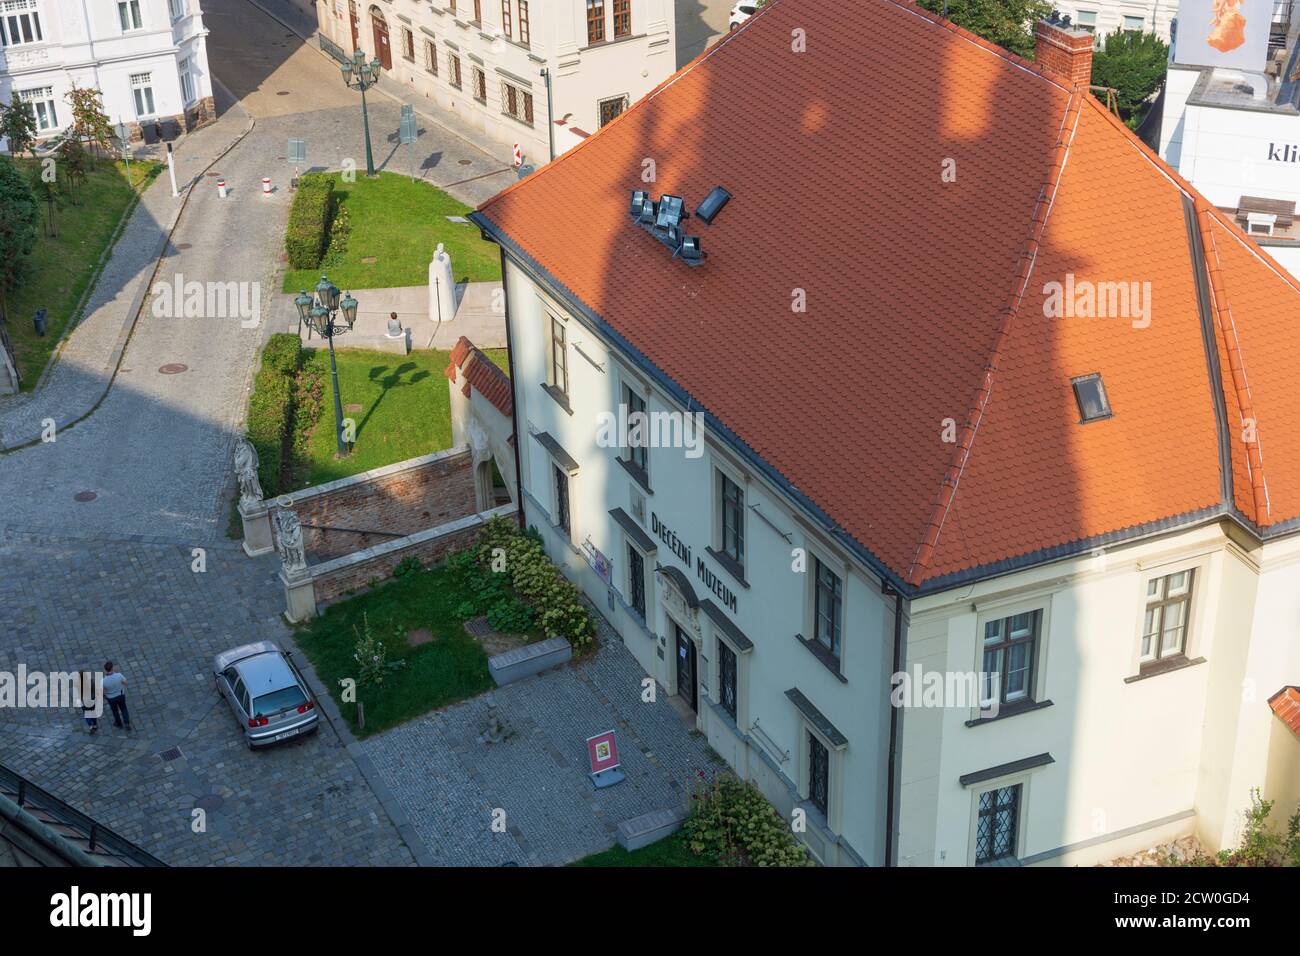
(364, 615, 721, 866)
(0, 531, 415, 865)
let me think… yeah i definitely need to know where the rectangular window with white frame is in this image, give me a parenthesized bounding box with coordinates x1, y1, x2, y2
(130, 72, 155, 118)
(119, 0, 143, 31)
(179, 58, 195, 105)
(975, 783, 1021, 864)
(814, 558, 842, 660)
(18, 86, 57, 131)
(169, 0, 185, 20)
(1122, 14, 1144, 30)
(980, 609, 1041, 708)
(0, 0, 43, 46)
(621, 382, 648, 485)
(718, 470, 744, 571)
(1140, 569, 1194, 666)
(547, 313, 569, 401)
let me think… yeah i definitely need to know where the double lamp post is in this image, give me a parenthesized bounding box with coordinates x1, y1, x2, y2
(340, 48, 382, 178)
(295, 277, 358, 459)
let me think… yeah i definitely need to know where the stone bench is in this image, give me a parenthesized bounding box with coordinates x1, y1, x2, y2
(487, 637, 572, 687)
(616, 807, 689, 852)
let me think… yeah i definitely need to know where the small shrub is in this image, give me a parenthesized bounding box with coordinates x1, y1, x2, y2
(321, 201, 351, 267)
(1173, 789, 1300, 867)
(681, 774, 811, 867)
(392, 556, 423, 579)
(284, 172, 335, 269)
(487, 596, 534, 634)
(262, 333, 302, 376)
(245, 365, 291, 495)
(352, 613, 406, 692)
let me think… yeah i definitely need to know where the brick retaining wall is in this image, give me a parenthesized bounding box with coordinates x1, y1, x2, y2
(277, 447, 479, 561)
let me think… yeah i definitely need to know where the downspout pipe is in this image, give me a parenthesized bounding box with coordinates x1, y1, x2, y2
(496, 245, 527, 532)
(884, 586, 904, 867)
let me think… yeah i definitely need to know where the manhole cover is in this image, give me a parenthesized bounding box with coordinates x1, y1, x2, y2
(195, 793, 224, 812)
(344, 403, 363, 412)
(361, 256, 377, 264)
(407, 628, 433, 648)
(276, 91, 291, 96)
(73, 491, 97, 503)
(464, 617, 492, 637)
(458, 159, 473, 166)
(158, 363, 188, 374)
(158, 746, 183, 762)
(205, 171, 221, 177)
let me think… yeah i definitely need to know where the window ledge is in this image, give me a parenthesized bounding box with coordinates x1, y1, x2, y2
(540, 382, 573, 416)
(579, 32, 645, 53)
(705, 546, 748, 589)
(1124, 655, 1206, 684)
(964, 697, 1054, 728)
(794, 634, 847, 683)
(616, 456, 652, 494)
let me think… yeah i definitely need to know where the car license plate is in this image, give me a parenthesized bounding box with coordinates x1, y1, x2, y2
(273, 729, 298, 742)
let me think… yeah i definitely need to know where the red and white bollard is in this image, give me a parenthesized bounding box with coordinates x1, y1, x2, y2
(512, 143, 522, 168)
(262, 177, 271, 196)
(216, 178, 227, 199)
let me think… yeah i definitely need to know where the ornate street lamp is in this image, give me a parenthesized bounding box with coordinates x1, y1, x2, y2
(340, 49, 383, 177)
(295, 276, 359, 458)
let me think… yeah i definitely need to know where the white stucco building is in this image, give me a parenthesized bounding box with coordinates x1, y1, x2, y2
(0, 0, 214, 146)
(1155, 0, 1300, 276)
(469, 2, 1300, 866)
(314, 0, 675, 164)
(1054, 0, 1179, 43)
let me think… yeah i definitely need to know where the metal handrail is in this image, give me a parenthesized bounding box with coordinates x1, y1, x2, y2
(0, 763, 166, 867)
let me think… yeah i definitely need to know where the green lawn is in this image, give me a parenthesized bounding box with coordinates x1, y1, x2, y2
(295, 565, 494, 737)
(570, 832, 718, 868)
(282, 172, 501, 293)
(6, 158, 161, 388)
(298, 345, 508, 486)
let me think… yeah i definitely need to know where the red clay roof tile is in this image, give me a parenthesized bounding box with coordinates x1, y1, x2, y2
(1269, 686, 1300, 738)
(475, 0, 1300, 588)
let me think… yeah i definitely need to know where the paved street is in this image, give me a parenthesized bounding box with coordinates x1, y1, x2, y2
(677, 0, 734, 66)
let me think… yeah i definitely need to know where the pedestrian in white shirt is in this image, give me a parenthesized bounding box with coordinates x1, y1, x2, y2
(102, 661, 131, 732)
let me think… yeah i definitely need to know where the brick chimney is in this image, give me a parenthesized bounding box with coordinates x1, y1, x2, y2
(1035, 19, 1094, 88)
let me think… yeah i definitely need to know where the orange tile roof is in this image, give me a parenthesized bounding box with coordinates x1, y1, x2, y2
(446, 335, 513, 418)
(1269, 687, 1300, 738)
(473, 0, 1300, 592)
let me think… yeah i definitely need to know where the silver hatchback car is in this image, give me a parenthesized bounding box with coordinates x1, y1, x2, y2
(213, 641, 319, 749)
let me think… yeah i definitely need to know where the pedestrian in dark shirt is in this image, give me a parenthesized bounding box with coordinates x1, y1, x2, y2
(102, 661, 131, 731)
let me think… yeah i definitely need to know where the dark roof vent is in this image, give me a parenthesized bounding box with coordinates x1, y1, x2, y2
(695, 186, 731, 225)
(628, 189, 706, 267)
(1071, 373, 1111, 422)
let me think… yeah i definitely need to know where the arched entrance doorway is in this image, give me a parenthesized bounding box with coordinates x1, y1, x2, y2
(370, 6, 391, 70)
(348, 0, 360, 51)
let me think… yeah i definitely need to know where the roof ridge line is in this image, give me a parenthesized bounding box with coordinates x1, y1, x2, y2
(905, 86, 1086, 586)
(1195, 198, 1271, 523)
(476, 0, 773, 215)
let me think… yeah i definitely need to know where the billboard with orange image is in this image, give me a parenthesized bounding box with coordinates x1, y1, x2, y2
(1173, 0, 1271, 70)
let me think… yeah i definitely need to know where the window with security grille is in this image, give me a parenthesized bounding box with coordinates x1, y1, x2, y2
(976, 785, 1020, 864)
(627, 543, 645, 620)
(18, 86, 56, 130)
(613, 0, 630, 37)
(586, 0, 604, 43)
(808, 732, 829, 817)
(501, 81, 533, 126)
(424, 40, 437, 74)
(473, 67, 486, 103)
(402, 28, 414, 60)
(554, 465, 570, 537)
(448, 51, 462, 88)
(598, 95, 628, 127)
(981, 609, 1040, 707)
(1141, 569, 1194, 664)
(1, 0, 42, 46)
(718, 639, 737, 720)
(518, 0, 529, 45)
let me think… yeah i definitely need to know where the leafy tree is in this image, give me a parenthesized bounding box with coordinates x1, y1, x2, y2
(917, 0, 1053, 59)
(64, 84, 116, 160)
(56, 135, 88, 204)
(0, 156, 39, 320)
(0, 99, 38, 158)
(1091, 30, 1169, 128)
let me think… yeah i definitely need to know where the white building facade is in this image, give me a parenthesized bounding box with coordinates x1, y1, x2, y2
(1053, 0, 1179, 43)
(0, 0, 215, 145)
(315, 0, 675, 163)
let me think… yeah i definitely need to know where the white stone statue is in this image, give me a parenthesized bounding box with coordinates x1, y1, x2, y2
(233, 438, 264, 507)
(273, 507, 307, 574)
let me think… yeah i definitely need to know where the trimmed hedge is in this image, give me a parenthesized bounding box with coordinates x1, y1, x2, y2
(244, 333, 303, 496)
(284, 172, 335, 270)
(682, 775, 812, 867)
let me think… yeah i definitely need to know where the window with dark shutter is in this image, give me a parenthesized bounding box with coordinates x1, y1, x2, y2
(718, 640, 737, 720)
